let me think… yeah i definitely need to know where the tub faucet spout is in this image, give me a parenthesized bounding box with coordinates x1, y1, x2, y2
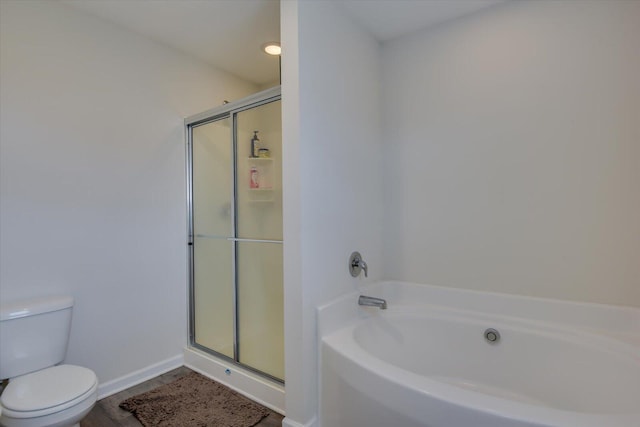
(358, 295, 387, 309)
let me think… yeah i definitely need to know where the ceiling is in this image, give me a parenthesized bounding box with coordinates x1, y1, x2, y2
(63, 0, 505, 86)
(63, 0, 281, 86)
(339, 0, 506, 42)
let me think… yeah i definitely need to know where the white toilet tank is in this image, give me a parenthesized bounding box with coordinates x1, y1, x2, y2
(0, 296, 74, 379)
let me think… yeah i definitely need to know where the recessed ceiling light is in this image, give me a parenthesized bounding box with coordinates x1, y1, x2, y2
(262, 42, 281, 56)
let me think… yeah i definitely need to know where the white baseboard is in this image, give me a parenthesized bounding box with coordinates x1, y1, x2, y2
(96, 354, 184, 400)
(282, 416, 318, 427)
(183, 346, 285, 414)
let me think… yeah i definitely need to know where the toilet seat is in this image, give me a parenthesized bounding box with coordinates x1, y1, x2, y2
(0, 365, 97, 419)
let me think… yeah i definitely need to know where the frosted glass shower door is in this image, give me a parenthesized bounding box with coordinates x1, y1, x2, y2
(236, 100, 283, 380)
(187, 88, 282, 383)
(191, 117, 234, 358)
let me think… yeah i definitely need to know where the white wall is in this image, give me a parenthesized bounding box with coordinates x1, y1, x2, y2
(281, 1, 383, 425)
(0, 0, 256, 387)
(381, 0, 640, 307)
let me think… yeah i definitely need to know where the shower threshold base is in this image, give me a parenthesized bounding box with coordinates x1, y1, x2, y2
(183, 346, 285, 414)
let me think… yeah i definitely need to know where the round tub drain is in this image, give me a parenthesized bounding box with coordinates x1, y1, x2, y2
(484, 328, 500, 344)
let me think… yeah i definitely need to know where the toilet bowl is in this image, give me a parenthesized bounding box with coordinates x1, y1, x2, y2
(0, 297, 98, 427)
(0, 365, 97, 427)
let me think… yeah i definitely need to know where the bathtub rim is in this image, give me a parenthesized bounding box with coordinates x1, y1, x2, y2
(318, 280, 640, 344)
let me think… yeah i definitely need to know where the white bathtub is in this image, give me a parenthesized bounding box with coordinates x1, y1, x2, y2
(318, 282, 640, 427)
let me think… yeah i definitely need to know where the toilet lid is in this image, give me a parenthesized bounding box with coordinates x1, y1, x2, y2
(1, 365, 97, 412)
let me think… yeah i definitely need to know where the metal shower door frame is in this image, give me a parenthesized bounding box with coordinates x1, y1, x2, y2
(184, 86, 282, 384)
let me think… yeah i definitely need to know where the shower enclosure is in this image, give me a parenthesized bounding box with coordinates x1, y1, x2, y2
(185, 87, 283, 382)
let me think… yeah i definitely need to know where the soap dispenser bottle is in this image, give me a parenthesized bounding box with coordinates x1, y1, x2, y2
(251, 131, 260, 158)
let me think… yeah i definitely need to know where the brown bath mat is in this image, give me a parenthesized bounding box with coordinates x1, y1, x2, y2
(119, 371, 270, 427)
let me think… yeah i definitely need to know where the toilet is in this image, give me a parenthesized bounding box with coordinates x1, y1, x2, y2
(0, 296, 98, 427)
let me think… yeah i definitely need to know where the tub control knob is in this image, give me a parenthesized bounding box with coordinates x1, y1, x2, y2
(349, 251, 368, 278)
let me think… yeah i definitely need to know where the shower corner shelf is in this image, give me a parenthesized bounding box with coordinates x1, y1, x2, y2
(247, 187, 274, 203)
(247, 157, 273, 164)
